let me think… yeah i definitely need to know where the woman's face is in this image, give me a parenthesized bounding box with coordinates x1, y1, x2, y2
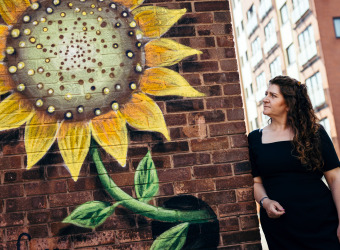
(263, 84, 289, 118)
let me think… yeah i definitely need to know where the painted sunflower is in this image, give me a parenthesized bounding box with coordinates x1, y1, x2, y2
(0, 0, 204, 181)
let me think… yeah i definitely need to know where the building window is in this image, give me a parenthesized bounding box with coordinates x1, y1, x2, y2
(320, 118, 331, 137)
(298, 25, 317, 66)
(333, 17, 340, 38)
(306, 72, 325, 108)
(286, 44, 296, 65)
(269, 57, 282, 78)
(251, 37, 262, 67)
(292, 0, 310, 23)
(280, 4, 289, 24)
(246, 5, 258, 36)
(256, 72, 266, 102)
(264, 18, 277, 54)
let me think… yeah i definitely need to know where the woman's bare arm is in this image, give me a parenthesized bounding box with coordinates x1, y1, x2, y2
(254, 176, 285, 219)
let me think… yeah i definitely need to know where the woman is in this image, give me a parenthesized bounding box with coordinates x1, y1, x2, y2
(248, 75, 340, 249)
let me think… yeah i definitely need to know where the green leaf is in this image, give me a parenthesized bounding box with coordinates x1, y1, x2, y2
(134, 151, 159, 203)
(150, 223, 189, 250)
(62, 201, 120, 229)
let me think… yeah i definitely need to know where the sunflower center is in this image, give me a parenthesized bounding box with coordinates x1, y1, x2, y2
(6, 0, 143, 121)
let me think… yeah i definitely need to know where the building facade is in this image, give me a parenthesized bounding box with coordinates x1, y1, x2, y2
(231, 0, 340, 153)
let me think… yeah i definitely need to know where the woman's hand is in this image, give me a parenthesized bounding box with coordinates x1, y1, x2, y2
(262, 198, 285, 219)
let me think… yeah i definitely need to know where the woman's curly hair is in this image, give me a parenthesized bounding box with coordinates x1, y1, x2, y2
(269, 75, 322, 171)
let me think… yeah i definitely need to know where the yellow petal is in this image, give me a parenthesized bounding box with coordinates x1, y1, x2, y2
(0, 0, 31, 25)
(0, 25, 8, 61)
(121, 93, 170, 140)
(113, 0, 144, 10)
(91, 111, 128, 167)
(145, 38, 202, 67)
(141, 67, 205, 97)
(0, 63, 15, 94)
(0, 93, 33, 131)
(57, 121, 91, 181)
(132, 6, 186, 38)
(25, 112, 59, 169)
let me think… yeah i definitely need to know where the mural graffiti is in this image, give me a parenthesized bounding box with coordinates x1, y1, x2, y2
(0, 0, 220, 248)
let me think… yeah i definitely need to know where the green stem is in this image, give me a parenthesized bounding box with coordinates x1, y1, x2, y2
(91, 147, 216, 224)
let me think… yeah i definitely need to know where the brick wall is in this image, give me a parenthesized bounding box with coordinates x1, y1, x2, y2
(0, 0, 261, 249)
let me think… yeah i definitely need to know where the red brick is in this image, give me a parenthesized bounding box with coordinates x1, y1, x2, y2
(151, 141, 189, 154)
(166, 26, 196, 37)
(109, 172, 134, 186)
(67, 176, 100, 191)
(220, 59, 238, 71)
(158, 168, 191, 182)
(214, 11, 232, 23)
(237, 188, 254, 202)
(182, 61, 219, 73)
(166, 99, 204, 113)
(132, 155, 172, 169)
(6, 196, 47, 212)
(240, 215, 259, 230)
(234, 161, 252, 175)
(28, 224, 49, 238)
(180, 37, 216, 48)
(195, 85, 222, 97)
(206, 96, 243, 109)
(49, 191, 92, 208)
(127, 146, 149, 157)
(115, 228, 152, 243)
(2, 141, 25, 155)
(29, 237, 72, 250)
(188, 110, 226, 125)
(219, 217, 240, 232)
(209, 122, 246, 137)
(174, 179, 215, 194)
(0, 184, 24, 199)
(221, 230, 261, 245)
(0, 212, 24, 227)
(25, 180, 67, 196)
(197, 24, 233, 36)
(178, 13, 213, 25)
(213, 148, 249, 163)
(203, 72, 240, 84)
(46, 165, 73, 179)
(219, 201, 257, 217)
(72, 231, 116, 248)
(50, 221, 91, 236)
(191, 137, 229, 152)
(116, 241, 153, 250)
(195, 1, 229, 12)
(158, 183, 174, 196)
(173, 153, 197, 167)
(224, 84, 242, 95)
(6, 226, 27, 241)
(198, 190, 236, 205)
(200, 48, 219, 60)
(216, 175, 253, 190)
(182, 73, 202, 86)
(193, 164, 232, 179)
(227, 109, 245, 122)
(0, 156, 22, 170)
(170, 125, 207, 139)
(230, 134, 248, 148)
(50, 208, 68, 222)
(164, 114, 187, 127)
(217, 34, 235, 48)
(27, 211, 50, 224)
(198, 153, 211, 164)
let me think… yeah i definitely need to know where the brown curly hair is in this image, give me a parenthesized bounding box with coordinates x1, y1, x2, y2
(269, 75, 322, 171)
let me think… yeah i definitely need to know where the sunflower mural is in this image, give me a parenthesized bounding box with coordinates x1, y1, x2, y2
(0, 0, 205, 181)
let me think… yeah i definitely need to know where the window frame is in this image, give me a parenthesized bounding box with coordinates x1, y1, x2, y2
(333, 17, 340, 38)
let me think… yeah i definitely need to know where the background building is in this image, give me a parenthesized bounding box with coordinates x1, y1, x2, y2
(231, 0, 340, 153)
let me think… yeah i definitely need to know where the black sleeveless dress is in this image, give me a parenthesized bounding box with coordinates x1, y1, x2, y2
(248, 126, 340, 249)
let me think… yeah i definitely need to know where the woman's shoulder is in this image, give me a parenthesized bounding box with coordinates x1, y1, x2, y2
(248, 128, 262, 144)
